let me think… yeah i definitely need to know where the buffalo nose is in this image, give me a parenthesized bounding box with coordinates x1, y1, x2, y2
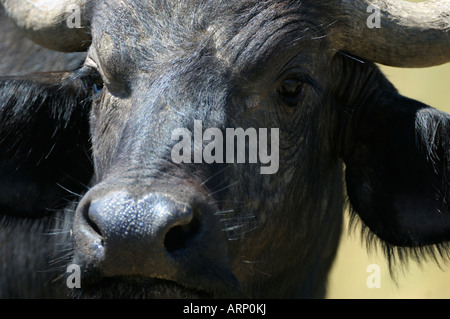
(79, 191, 202, 276)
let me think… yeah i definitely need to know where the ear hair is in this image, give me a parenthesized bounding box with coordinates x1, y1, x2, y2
(347, 203, 450, 280)
(0, 72, 93, 218)
(331, 56, 450, 275)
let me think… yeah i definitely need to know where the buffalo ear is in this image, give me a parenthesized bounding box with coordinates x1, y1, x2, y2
(343, 90, 450, 250)
(0, 72, 93, 218)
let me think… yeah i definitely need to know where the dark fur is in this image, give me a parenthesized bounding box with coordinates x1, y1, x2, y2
(0, 72, 94, 297)
(0, 0, 449, 298)
(331, 56, 450, 272)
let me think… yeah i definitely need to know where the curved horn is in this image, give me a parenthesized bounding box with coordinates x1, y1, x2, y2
(1, 0, 92, 52)
(334, 0, 450, 67)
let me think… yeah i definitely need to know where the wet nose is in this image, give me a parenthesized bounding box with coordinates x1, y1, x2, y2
(78, 191, 202, 276)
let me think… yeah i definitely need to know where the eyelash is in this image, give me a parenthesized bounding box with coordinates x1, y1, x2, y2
(277, 78, 305, 108)
(276, 72, 321, 115)
(75, 66, 104, 95)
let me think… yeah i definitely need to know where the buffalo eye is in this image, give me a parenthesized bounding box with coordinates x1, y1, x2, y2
(81, 58, 105, 94)
(92, 74, 104, 94)
(278, 78, 304, 108)
(94, 83, 103, 94)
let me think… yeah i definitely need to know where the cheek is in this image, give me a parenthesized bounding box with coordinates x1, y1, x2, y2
(89, 97, 131, 180)
(90, 129, 119, 182)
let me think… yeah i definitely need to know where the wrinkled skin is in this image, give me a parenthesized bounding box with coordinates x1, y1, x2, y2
(0, 0, 449, 298)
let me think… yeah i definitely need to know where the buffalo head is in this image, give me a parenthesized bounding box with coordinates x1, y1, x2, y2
(1, 0, 449, 298)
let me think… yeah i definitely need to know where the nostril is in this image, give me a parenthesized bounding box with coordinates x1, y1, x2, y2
(86, 201, 105, 240)
(87, 212, 103, 238)
(164, 213, 201, 252)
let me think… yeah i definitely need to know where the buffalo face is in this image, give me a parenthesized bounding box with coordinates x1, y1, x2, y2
(1, 0, 449, 298)
(70, 1, 343, 298)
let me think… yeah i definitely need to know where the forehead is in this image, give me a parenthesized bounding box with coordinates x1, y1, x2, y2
(91, 0, 316, 72)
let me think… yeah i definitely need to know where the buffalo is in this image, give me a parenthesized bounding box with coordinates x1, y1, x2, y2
(0, 0, 449, 298)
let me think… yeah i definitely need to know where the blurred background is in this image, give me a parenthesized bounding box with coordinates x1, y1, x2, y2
(326, 47, 450, 297)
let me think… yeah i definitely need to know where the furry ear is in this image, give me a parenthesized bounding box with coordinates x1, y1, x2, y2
(0, 72, 93, 218)
(343, 87, 450, 249)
